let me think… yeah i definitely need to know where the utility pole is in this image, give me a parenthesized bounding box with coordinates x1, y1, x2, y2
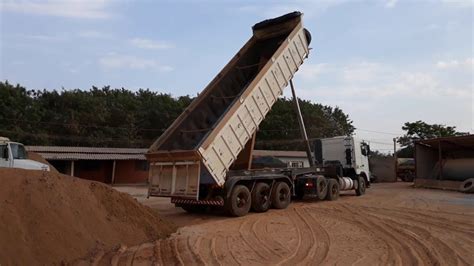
(393, 137, 397, 182)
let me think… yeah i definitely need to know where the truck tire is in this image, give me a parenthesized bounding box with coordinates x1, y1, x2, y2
(271, 182, 291, 209)
(315, 176, 328, 200)
(459, 178, 474, 193)
(325, 179, 340, 201)
(251, 182, 271, 212)
(355, 176, 366, 196)
(226, 185, 251, 217)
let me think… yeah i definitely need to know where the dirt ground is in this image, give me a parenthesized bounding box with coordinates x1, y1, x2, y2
(96, 183, 474, 265)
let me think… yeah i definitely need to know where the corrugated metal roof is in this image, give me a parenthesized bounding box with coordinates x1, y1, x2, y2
(27, 146, 147, 154)
(25, 146, 307, 161)
(39, 153, 145, 161)
(416, 135, 474, 152)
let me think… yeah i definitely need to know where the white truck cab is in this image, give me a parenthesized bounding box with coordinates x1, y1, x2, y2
(314, 136, 371, 186)
(0, 137, 50, 171)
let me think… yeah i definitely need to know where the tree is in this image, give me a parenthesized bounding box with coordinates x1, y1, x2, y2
(397, 120, 465, 158)
(0, 81, 354, 149)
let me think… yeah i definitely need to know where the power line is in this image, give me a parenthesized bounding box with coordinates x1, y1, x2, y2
(355, 128, 400, 136)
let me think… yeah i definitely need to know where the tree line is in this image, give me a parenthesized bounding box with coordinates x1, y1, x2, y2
(0, 81, 355, 150)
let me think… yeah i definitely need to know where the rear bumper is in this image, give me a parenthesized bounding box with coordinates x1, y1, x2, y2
(171, 198, 224, 207)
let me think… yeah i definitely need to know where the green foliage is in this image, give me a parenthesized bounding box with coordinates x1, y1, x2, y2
(396, 120, 464, 157)
(256, 98, 354, 150)
(0, 81, 354, 149)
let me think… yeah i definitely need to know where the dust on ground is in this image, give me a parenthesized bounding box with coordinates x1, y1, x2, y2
(101, 183, 474, 265)
(0, 169, 176, 265)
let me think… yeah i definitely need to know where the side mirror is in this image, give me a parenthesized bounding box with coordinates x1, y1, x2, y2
(361, 144, 370, 156)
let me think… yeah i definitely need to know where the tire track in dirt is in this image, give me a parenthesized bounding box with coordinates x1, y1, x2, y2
(185, 236, 206, 265)
(360, 205, 474, 232)
(339, 204, 412, 265)
(307, 204, 395, 265)
(344, 204, 473, 266)
(202, 236, 222, 266)
(276, 207, 318, 265)
(357, 205, 474, 252)
(301, 207, 331, 264)
(93, 184, 473, 266)
(152, 240, 163, 266)
(360, 207, 472, 265)
(237, 216, 272, 261)
(249, 214, 289, 259)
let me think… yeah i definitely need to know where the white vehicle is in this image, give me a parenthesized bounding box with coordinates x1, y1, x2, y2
(0, 137, 50, 171)
(314, 136, 371, 186)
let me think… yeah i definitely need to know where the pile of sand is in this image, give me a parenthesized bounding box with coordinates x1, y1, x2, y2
(0, 168, 176, 265)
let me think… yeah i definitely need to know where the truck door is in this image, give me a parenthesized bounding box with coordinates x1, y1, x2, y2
(354, 140, 370, 177)
(0, 144, 11, 168)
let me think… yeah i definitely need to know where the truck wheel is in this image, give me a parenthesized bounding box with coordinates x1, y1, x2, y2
(226, 185, 251, 217)
(271, 182, 291, 209)
(315, 176, 328, 200)
(325, 179, 340, 201)
(251, 182, 271, 212)
(356, 176, 366, 196)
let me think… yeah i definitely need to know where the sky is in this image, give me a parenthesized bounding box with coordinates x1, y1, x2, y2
(1, 0, 473, 152)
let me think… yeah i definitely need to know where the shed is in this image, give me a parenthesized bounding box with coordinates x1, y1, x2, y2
(415, 135, 474, 190)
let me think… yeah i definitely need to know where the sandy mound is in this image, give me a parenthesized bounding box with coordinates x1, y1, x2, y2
(0, 168, 176, 265)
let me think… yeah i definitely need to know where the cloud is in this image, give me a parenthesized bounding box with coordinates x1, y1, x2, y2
(98, 54, 174, 71)
(77, 30, 110, 39)
(299, 63, 327, 80)
(129, 38, 174, 50)
(440, 0, 473, 8)
(385, 0, 398, 8)
(436, 58, 474, 70)
(1, 0, 112, 19)
(23, 33, 66, 41)
(297, 60, 471, 100)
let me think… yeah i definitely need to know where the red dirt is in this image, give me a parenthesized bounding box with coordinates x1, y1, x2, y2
(99, 183, 474, 265)
(0, 168, 176, 265)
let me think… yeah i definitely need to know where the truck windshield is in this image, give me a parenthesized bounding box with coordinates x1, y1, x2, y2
(10, 144, 27, 159)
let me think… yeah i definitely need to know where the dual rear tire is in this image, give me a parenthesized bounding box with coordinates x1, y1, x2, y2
(226, 181, 291, 217)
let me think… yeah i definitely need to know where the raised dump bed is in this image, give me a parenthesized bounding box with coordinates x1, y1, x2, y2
(146, 12, 311, 199)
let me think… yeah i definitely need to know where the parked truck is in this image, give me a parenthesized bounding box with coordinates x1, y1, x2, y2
(146, 12, 366, 217)
(396, 158, 415, 182)
(0, 137, 50, 171)
(314, 136, 372, 187)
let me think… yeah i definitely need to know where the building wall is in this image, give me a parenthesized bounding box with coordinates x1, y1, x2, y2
(75, 160, 113, 183)
(369, 155, 396, 182)
(114, 160, 148, 184)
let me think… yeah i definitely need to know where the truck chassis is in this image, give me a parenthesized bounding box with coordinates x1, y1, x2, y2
(172, 167, 366, 216)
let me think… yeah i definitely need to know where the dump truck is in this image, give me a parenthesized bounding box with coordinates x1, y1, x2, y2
(146, 12, 366, 216)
